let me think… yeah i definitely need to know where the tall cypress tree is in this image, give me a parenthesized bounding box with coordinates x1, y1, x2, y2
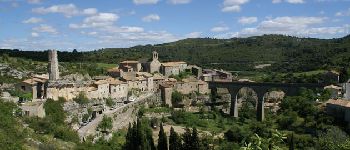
(191, 127, 200, 150)
(183, 127, 192, 150)
(169, 127, 182, 150)
(157, 122, 168, 150)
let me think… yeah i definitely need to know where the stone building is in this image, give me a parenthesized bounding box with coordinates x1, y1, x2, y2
(121, 72, 154, 92)
(186, 65, 203, 79)
(326, 99, 350, 124)
(20, 101, 46, 118)
(176, 77, 209, 95)
(107, 78, 128, 99)
(119, 61, 142, 72)
(160, 61, 188, 77)
(202, 69, 233, 82)
(16, 74, 49, 100)
(144, 51, 161, 73)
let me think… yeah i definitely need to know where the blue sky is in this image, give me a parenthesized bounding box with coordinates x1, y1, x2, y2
(0, 0, 349, 51)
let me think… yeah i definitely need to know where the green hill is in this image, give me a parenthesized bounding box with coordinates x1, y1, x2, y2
(1, 34, 349, 73)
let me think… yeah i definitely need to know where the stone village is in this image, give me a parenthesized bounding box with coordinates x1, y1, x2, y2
(4, 49, 350, 140)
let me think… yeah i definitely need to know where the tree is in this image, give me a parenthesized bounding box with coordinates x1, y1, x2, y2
(106, 98, 116, 108)
(169, 127, 182, 150)
(191, 127, 200, 150)
(171, 91, 183, 106)
(157, 122, 168, 150)
(73, 92, 89, 105)
(183, 127, 192, 150)
(98, 115, 113, 132)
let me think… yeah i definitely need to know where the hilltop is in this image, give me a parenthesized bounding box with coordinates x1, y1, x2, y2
(0, 34, 349, 73)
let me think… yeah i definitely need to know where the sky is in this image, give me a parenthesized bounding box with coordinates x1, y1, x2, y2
(0, 0, 349, 51)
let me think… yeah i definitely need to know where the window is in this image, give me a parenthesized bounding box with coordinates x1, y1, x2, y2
(25, 111, 30, 116)
(21, 86, 25, 90)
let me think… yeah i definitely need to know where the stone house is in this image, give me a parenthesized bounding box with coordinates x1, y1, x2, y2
(326, 99, 350, 124)
(186, 65, 203, 79)
(16, 75, 49, 100)
(20, 101, 46, 118)
(93, 80, 110, 99)
(107, 78, 128, 99)
(176, 77, 209, 95)
(121, 72, 154, 92)
(119, 61, 142, 72)
(160, 62, 188, 77)
(201, 69, 232, 82)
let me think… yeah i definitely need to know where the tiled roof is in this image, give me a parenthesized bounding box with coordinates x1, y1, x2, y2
(327, 99, 350, 107)
(120, 60, 139, 64)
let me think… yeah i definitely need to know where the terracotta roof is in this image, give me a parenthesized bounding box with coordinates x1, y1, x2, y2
(137, 72, 153, 78)
(94, 80, 109, 85)
(324, 84, 342, 90)
(122, 75, 137, 81)
(159, 83, 173, 88)
(153, 73, 165, 80)
(327, 99, 350, 107)
(22, 79, 38, 85)
(120, 60, 139, 64)
(162, 61, 187, 67)
(106, 78, 124, 85)
(181, 77, 198, 83)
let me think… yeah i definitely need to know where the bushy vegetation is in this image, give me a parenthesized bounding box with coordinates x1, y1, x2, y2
(73, 92, 89, 105)
(0, 100, 25, 150)
(24, 98, 80, 143)
(98, 115, 113, 132)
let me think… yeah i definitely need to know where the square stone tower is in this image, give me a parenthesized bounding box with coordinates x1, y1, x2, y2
(48, 50, 59, 80)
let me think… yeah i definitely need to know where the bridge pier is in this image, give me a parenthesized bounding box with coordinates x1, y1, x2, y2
(230, 94, 239, 118)
(256, 96, 265, 121)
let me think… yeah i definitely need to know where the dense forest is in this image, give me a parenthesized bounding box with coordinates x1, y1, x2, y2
(1, 34, 349, 73)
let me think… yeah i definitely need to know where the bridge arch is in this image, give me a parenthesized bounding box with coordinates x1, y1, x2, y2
(209, 81, 325, 121)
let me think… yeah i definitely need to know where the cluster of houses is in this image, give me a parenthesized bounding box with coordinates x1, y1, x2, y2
(15, 50, 236, 117)
(9, 50, 350, 128)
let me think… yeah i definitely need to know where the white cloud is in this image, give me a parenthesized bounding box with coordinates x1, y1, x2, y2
(227, 16, 349, 38)
(32, 4, 98, 17)
(238, 17, 258, 24)
(70, 13, 119, 28)
(133, 0, 159, 5)
(272, 0, 282, 3)
(82, 8, 98, 15)
(335, 8, 350, 16)
(142, 14, 160, 22)
(169, 0, 191, 4)
(27, 0, 41, 4)
(33, 24, 58, 34)
(31, 32, 39, 37)
(272, 0, 305, 3)
(222, 0, 249, 12)
(22, 17, 43, 24)
(211, 26, 230, 32)
(185, 32, 202, 38)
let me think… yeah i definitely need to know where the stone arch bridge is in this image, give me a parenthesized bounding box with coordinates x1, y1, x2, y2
(208, 81, 326, 121)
